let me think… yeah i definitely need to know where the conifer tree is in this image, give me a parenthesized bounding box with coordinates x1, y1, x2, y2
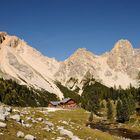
(116, 99, 122, 122)
(107, 99, 113, 120)
(127, 92, 135, 115)
(90, 91, 100, 114)
(121, 97, 130, 122)
(88, 111, 93, 122)
(116, 98, 130, 123)
(101, 102, 105, 108)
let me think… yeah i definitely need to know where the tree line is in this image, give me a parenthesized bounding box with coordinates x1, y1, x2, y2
(81, 79, 140, 123)
(0, 77, 140, 123)
(0, 78, 58, 107)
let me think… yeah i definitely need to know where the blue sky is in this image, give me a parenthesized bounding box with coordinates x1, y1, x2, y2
(0, 0, 140, 60)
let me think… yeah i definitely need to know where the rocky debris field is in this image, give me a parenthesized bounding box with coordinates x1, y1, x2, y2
(0, 105, 122, 140)
(0, 105, 82, 140)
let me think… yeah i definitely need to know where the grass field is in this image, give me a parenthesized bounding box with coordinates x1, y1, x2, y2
(0, 107, 123, 140)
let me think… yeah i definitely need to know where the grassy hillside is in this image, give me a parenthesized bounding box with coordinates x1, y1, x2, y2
(0, 107, 121, 140)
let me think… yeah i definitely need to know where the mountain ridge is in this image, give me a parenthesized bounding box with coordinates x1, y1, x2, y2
(0, 32, 139, 98)
(0, 32, 63, 99)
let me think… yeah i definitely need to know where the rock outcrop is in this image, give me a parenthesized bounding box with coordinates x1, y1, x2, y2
(55, 39, 139, 91)
(107, 39, 140, 79)
(0, 32, 7, 44)
(0, 32, 63, 99)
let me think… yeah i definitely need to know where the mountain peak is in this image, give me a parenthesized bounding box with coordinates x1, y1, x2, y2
(112, 39, 133, 52)
(75, 48, 87, 53)
(0, 32, 7, 44)
(0, 32, 25, 48)
(0, 32, 7, 36)
(74, 48, 97, 56)
(67, 48, 97, 61)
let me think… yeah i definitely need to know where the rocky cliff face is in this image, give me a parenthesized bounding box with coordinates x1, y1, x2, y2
(55, 48, 100, 90)
(55, 39, 139, 91)
(107, 39, 140, 79)
(107, 40, 133, 70)
(0, 32, 7, 44)
(0, 32, 63, 99)
(0, 32, 139, 97)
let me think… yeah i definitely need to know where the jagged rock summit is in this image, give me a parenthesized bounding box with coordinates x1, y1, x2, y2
(111, 39, 133, 52)
(55, 39, 139, 91)
(0, 32, 7, 44)
(0, 32, 139, 98)
(107, 39, 140, 79)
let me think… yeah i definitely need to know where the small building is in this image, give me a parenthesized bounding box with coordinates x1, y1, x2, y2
(49, 98, 77, 109)
(60, 98, 77, 108)
(49, 101, 60, 107)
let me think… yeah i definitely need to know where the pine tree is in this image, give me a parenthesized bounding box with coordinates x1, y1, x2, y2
(118, 85, 122, 91)
(116, 98, 130, 123)
(121, 97, 130, 122)
(90, 91, 100, 114)
(116, 99, 122, 122)
(127, 92, 135, 115)
(88, 111, 93, 122)
(107, 99, 113, 120)
(101, 102, 105, 108)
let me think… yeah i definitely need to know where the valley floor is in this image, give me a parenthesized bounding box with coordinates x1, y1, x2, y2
(0, 106, 139, 140)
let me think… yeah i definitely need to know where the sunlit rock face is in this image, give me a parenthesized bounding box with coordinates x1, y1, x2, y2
(0, 31, 140, 97)
(107, 40, 133, 70)
(55, 39, 139, 91)
(0, 32, 63, 99)
(107, 39, 140, 79)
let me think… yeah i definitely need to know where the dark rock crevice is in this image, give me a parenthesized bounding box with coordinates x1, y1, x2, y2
(0, 32, 7, 44)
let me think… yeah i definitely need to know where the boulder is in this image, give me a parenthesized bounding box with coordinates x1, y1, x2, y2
(44, 121, 54, 127)
(42, 125, 52, 132)
(0, 106, 11, 121)
(5, 106, 12, 112)
(17, 131, 25, 138)
(24, 134, 36, 140)
(0, 114, 6, 121)
(22, 123, 32, 128)
(0, 122, 7, 128)
(36, 117, 43, 121)
(10, 114, 20, 122)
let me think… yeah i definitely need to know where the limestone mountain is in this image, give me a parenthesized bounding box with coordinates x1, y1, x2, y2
(0, 32, 139, 98)
(0, 32, 63, 99)
(55, 40, 138, 92)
